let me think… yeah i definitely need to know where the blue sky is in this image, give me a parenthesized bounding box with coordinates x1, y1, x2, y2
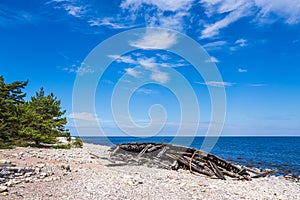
(0, 0, 299, 137)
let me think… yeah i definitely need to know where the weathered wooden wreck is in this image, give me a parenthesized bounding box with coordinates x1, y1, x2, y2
(108, 142, 277, 180)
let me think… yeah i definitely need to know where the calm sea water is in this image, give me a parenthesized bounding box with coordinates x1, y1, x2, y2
(82, 136, 300, 176)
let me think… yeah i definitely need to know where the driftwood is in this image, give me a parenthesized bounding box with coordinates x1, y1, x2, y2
(108, 142, 277, 180)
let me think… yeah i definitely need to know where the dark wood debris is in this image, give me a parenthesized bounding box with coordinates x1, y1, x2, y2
(108, 142, 277, 181)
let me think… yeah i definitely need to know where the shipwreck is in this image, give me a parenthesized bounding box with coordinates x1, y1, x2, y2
(107, 142, 277, 181)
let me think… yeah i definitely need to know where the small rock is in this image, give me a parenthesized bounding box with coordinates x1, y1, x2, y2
(4, 180, 13, 187)
(35, 168, 41, 174)
(47, 166, 53, 176)
(25, 177, 32, 183)
(36, 163, 45, 168)
(284, 174, 295, 179)
(40, 172, 47, 178)
(0, 160, 11, 164)
(12, 180, 21, 185)
(65, 165, 71, 172)
(25, 172, 33, 177)
(2, 192, 8, 196)
(0, 186, 8, 193)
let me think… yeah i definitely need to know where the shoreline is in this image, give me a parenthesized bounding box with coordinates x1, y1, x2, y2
(82, 139, 299, 177)
(0, 142, 299, 199)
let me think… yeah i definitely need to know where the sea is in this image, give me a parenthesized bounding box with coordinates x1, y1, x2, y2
(81, 136, 300, 177)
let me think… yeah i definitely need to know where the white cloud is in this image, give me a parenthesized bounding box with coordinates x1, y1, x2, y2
(109, 55, 137, 64)
(254, 0, 300, 24)
(63, 5, 85, 18)
(202, 41, 227, 51)
(68, 112, 99, 121)
(120, 0, 193, 12)
(138, 57, 157, 70)
(130, 30, 177, 49)
(199, 81, 235, 87)
(206, 56, 219, 63)
(200, 0, 300, 39)
(238, 68, 247, 73)
(235, 38, 247, 47)
(125, 68, 141, 78)
(61, 62, 94, 76)
(200, 2, 253, 39)
(136, 88, 154, 94)
(120, 0, 193, 32)
(77, 65, 94, 76)
(88, 18, 135, 29)
(150, 70, 170, 84)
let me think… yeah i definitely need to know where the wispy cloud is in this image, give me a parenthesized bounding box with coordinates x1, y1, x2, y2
(63, 4, 85, 18)
(125, 68, 141, 78)
(136, 88, 155, 94)
(130, 29, 177, 49)
(150, 70, 169, 84)
(235, 38, 247, 47)
(206, 56, 219, 63)
(200, 0, 300, 39)
(0, 6, 37, 27)
(61, 62, 94, 76)
(202, 41, 227, 51)
(88, 17, 136, 29)
(254, 0, 300, 24)
(121, 0, 194, 12)
(109, 55, 137, 64)
(238, 68, 248, 73)
(120, 0, 194, 31)
(199, 81, 235, 87)
(68, 112, 99, 121)
(248, 83, 267, 87)
(110, 54, 173, 83)
(200, 1, 253, 39)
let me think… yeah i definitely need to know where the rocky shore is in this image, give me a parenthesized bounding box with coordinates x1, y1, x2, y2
(0, 143, 299, 199)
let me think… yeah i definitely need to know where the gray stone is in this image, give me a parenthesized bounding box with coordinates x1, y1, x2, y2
(0, 170, 10, 177)
(35, 168, 41, 174)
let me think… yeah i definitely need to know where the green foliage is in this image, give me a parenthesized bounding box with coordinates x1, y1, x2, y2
(19, 87, 70, 146)
(0, 76, 70, 148)
(73, 138, 83, 148)
(0, 76, 28, 143)
(52, 144, 71, 149)
(0, 144, 13, 149)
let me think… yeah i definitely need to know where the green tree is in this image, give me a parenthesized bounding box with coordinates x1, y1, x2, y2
(19, 88, 70, 145)
(0, 76, 28, 144)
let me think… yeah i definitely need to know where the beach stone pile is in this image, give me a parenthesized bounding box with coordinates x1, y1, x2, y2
(0, 159, 71, 195)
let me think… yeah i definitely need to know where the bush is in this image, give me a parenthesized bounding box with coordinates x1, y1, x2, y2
(73, 138, 83, 148)
(52, 144, 71, 149)
(0, 144, 13, 149)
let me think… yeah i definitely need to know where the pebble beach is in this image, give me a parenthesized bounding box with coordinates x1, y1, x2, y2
(0, 143, 299, 200)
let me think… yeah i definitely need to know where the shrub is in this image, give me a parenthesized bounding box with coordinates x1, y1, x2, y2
(52, 144, 71, 149)
(73, 138, 83, 148)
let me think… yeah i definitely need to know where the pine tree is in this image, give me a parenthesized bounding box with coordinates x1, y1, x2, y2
(19, 88, 70, 145)
(0, 76, 28, 144)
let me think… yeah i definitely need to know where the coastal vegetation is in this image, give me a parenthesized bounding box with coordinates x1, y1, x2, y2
(0, 76, 70, 148)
